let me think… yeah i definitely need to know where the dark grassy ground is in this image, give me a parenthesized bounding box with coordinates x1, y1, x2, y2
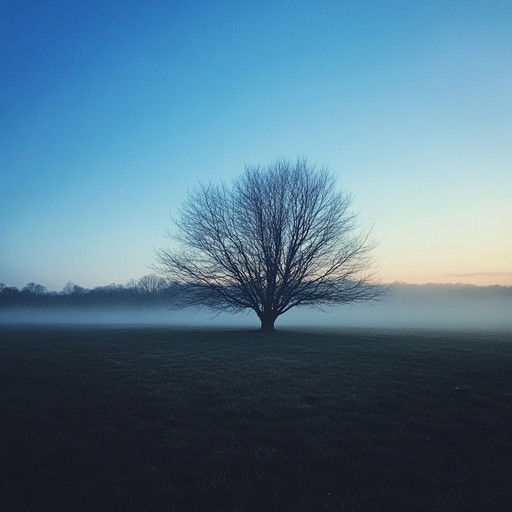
(1, 325, 511, 511)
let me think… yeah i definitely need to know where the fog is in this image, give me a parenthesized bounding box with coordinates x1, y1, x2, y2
(1, 284, 510, 331)
(281, 285, 512, 331)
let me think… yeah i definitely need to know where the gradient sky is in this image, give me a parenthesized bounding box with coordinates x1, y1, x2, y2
(1, 0, 511, 290)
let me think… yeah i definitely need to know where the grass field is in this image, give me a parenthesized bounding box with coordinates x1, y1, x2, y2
(1, 325, 511, 511)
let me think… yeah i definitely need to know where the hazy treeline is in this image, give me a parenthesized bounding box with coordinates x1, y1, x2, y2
(0, 275, 179, 309)
(1, 279, 510, 329)
(301, 281, 512, 330)
(1, 279, 510, 310)
(388, 282, 512, 301)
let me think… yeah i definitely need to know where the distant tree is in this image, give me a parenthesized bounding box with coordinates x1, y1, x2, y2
(0, 286, 20, 305)
(62, 282, 74, 295)
(156, 158, 382, 331)
(137, 274, 168, 294)
(62, 282, 85, 295)
(125, 279, 140, 294)
(1, 286, 19, 294)
(22, 282, 48, 295)
(102, 283, 125, 293)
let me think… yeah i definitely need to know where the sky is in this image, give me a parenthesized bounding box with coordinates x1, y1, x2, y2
(1, 0, 511, 291)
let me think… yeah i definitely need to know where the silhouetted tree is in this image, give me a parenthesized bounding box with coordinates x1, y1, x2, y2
(62, 282, 85, 296)
(125, 279, 140, 294)
(22, 282, 48, 296)
(137, 274, 168, 294)
(156, 158, 382, 331)
(0, 286, 20, 306)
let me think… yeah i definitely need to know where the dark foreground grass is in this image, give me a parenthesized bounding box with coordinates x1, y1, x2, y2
(1, 325, 511, 511)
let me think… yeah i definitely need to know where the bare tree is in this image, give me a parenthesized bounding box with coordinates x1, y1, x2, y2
(137, 274, 168, 294)
(156, 159, 382, 331)
(125, 279, 140, 295)
(22, 282, 48, 296)
(62, 282, 85, 296)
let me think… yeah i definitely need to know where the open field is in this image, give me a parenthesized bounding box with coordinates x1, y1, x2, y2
(1, 325, 512, 511)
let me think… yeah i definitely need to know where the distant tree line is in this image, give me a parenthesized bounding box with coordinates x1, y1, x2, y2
(0, 279, 510, 310)
(0, 275, 179, 309)
(389, 282, 512, 300)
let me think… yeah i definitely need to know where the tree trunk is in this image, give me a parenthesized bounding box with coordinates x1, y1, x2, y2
(260, 313, 276, 332)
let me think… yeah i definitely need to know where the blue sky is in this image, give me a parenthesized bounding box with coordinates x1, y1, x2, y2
(1, 0, 511, 290)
